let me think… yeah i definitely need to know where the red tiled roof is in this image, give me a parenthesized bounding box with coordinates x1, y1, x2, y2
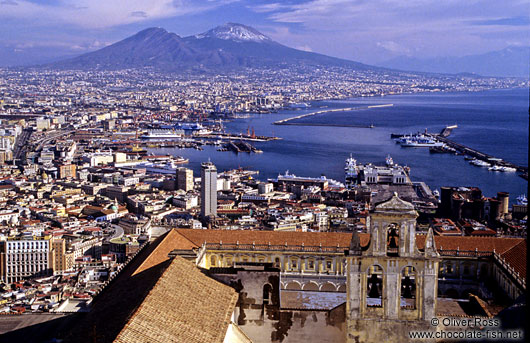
(175, 229, 355, 248)
(499, 240, 526, 280)
(172, 229, 523, 257)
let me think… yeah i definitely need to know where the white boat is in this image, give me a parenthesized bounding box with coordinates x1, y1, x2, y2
(141, 130, 184, 139)
(516, 194, 527, 206)
(344, 154, 358, 189)
(400, 137, 444, 147)
(500, 166, 517, 172)
(470, 160, 491, 167)
(136, 158, 189, 174)
(488, 165, 502, 171)
(385, 154, 394, 167)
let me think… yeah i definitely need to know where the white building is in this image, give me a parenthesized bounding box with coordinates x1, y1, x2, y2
(2, 236, 51, 283)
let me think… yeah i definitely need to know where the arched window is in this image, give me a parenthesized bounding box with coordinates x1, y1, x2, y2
(366, 265, 383, 307)
(303, 282, 320, 291)
(263, 284, 273, 305)
(321, 282, 337, 292)
(210, 255, 217, 267)
(274, 257, 281, 268)
(285, 281, 302, 290)
(387, 223, 399, 256)
(401, 266, 416, 309)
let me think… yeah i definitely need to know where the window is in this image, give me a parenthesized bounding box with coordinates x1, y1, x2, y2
(401, 266, 416, 309)
(263, 284, 273, 305)
(326, 260, 332, 270)
(291, 259, 298, 269)
(210, 255, 217, 267)
(387, 223, 399, 256)
(308, 260, 314, 269)
(366, 265, 383, 307)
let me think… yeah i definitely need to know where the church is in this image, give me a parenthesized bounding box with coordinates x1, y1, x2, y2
(2, 194, 524, 342)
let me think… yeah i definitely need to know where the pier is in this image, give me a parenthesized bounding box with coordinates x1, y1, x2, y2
(225, 140, 261, 153)
(273, 104, 393, 125)
(434, 135, 528, 174)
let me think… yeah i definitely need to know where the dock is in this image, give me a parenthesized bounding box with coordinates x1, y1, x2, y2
(225, 140, 261, 153)
(439, 125, 458, 137)
(273, 104, 393, 125)
(434, 135, 527, 173)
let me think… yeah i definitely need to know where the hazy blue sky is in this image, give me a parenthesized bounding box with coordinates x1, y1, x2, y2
(0, 0, 528, 64)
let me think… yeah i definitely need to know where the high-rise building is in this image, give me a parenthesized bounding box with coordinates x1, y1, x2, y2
(201, 162, 217, 218)
(176, 167, 194, 192)
(1, 236, 52, 283)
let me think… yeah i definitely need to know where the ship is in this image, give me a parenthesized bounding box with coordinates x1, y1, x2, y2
(140, 130, 184, 139)
(345, 154, 358, 189)
(399, 135, 444, 147)
(385, 155, 394, 167)
(470, 159, 491, 167)
(136, 157, 189, 174)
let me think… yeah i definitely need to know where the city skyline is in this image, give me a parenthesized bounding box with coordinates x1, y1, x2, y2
(0, 0, 528, 68)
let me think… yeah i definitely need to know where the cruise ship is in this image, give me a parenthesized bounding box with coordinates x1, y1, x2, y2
(399, 135, 444, 147)
(136, 157, 189, 174)
(385, 154, 394, 167)
(140, 130, 184, 139)
(345, 154, 358, 189)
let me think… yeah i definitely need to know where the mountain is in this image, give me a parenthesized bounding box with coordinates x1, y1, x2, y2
(47, 23, 375, 72)
(378, 47, 529, 78)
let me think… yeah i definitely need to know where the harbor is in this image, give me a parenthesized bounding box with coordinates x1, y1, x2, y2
(390, 125, 528, 178)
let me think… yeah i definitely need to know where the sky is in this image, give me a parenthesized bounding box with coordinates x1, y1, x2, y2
(0, 0, 529, 65)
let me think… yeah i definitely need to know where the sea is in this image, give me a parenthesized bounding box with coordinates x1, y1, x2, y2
(148, 88, 529, 203)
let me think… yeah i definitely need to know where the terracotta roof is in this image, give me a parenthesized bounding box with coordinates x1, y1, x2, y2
(133, 229, 198, 276)
(419, 236, 525, 254)
(115, 257, 238, 343)
(173, 230, 523, 256)
(499, 240, 526, 280)
(175, 229, 355, 248)
(62, 231, 176, 342)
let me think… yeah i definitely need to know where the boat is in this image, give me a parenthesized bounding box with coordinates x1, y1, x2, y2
(136, 159, 189, 174)
(289, 102, 310, 109)
(500, 166, 517, 172)
(400, 136, 444, 147)
(470, 160, 491, 167)
(140, 130, 183, 139)
(464, 156, 475, 161)
(385, 155, 394, 167)
(516, 194, 527, 206)
(488, 165, 502, 171)
(344, 154, 358, 189)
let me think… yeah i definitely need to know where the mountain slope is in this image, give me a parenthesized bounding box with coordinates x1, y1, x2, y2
(378, 47, 529, 77)
(48, 23, 376, 72)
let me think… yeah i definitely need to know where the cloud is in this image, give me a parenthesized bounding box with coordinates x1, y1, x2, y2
(130, 11, 148, 18)
(376, 41, 410, 54)
(295, 44, 312, 52)
(0, 0, 236, 29)
(249, 3, 286, 13)
(471, 16, 530, 26)
(0, 0, 18, 5)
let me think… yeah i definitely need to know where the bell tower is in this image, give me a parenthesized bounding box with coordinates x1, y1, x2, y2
(346, 193, 439, 343)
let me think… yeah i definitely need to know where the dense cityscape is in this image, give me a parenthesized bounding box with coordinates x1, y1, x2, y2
(0, 64, 526, 342)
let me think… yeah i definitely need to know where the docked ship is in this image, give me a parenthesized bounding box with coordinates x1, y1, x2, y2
(399, 135, 444, 147)
(136, 157, 189, 174)
(345, 154, 358, 189)
(470, 159, 491, 167)
(385, 154, 394, 167)
(140, 130, 184, 139)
